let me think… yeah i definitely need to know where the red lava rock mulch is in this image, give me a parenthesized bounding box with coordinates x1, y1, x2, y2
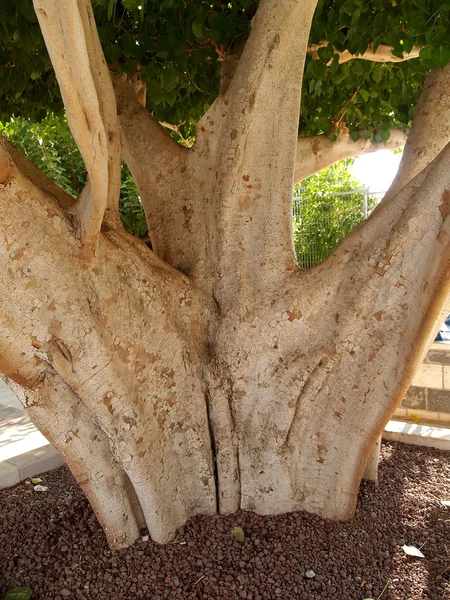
(1, 441, 450, 600)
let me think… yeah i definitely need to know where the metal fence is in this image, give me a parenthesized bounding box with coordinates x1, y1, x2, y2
(293, 189, 386, 268)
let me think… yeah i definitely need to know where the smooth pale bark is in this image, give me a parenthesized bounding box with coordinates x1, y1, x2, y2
(33, 0, 121, 254)
(363, 436, 382, 482)
(9, 373, 144, 547)
(3, 0, 450, 548)
(308, 42, 421, 64)
(295, 130, 407, 184)
(0, 137, 216, 545)
(389, 63, 450, 198)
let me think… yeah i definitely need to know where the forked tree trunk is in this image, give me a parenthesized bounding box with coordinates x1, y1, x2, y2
(2, 0, 450, 549)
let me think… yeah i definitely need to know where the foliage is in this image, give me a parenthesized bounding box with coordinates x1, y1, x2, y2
(293, 159, 376, 268)
(1, 0, 450, 142)
(0, 115, 148, 237)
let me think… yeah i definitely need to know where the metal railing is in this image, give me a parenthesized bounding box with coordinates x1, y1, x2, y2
(293, 189, 386, 268)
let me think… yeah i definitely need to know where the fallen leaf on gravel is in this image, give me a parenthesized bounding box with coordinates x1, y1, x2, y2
(1, 588, 33, 600)
(232, 526, 245, 542)
(440, 500, 450, 507)
(31, 478, 42, 484)
(33, 485, 48, 492)
(402, 544, 425, 558)
(409, 414, 421, 423)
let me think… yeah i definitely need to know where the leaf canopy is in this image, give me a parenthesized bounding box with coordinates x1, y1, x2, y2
(1, 0, 450, 140)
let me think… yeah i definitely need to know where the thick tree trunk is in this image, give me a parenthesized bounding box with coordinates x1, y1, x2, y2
(3, 0, 450, 549)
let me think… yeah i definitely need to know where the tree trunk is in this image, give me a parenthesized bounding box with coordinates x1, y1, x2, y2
(2, 0, 450, 549)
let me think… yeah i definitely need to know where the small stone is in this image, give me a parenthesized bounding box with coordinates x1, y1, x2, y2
(305, 569, 316, 579)
(141, 535, 149, 542)
(60, 589, 71, 597)
(34, 485, 48, 492)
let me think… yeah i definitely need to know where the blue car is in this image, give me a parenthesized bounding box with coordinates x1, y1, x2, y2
(435, 314, 450, 341)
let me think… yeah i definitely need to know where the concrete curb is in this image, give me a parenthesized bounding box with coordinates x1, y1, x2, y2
(0, 443, 64, 489)
(383, 420, 450, 451)
(1, 420, 449, 492)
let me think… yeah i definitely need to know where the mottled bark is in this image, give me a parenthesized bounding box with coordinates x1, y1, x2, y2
(2, 0, 450, 549)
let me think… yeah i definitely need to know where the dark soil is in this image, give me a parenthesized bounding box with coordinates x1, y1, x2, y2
(1, 441, 450, 600)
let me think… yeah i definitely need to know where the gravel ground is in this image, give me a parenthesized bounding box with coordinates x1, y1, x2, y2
(1, 441, 450, 600)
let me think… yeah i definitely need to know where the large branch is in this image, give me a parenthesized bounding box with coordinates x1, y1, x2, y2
(113, 77, 194, 269)
(33, 0, 121, 254)
(194, 0, 319, 301)
(388, 63, 450, 198)
(308, 41, 421, 64)
(295, 129, 407, 183)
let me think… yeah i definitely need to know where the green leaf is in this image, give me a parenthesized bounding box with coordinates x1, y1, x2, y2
(162, 67, 179, 91)
(232, 526, 245, 543)
(2, 588, 33, 600)
(147, 81, 163, 105)
(350, 131, 360, 142)
(360, 89, 370, 102)
(372, 68, 383, 83)
(431, 46, 450, 69)
(107, 0, 115, 21)
(328, 133, 338, 142)
(104, 43, 122, 62)
(17, 0, 36, 21)
(419, 46, 432, 62)
(121, 32, 134, 58)
(317, 44, 334, 64)
(191, 20, 204, 40)
(117, 60, 138, 73)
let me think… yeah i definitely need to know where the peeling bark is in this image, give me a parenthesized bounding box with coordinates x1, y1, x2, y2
(33, 0, 121, 254)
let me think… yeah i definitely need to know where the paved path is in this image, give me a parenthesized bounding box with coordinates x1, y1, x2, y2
(0, 378, 63, 488)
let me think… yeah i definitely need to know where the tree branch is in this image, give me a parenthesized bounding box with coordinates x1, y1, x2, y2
(1, 137, 75, 209)
(33, 0, 121, 255)
(388, 63, 450, 198)
(308, 41, 421, 64)
(295, 129, 407, 183)
(194, 0, 319, 301)
(113, 77, 194, 268)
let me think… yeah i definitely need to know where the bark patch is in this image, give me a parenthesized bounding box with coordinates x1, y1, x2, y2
(288, 310, 302, 322)
(440, 189, 450, 220)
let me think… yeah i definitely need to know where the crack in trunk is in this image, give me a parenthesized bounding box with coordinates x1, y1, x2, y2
(205, 388, 219, 513)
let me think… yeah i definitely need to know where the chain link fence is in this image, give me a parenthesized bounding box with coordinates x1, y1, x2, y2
(293, 189, 386, 268)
